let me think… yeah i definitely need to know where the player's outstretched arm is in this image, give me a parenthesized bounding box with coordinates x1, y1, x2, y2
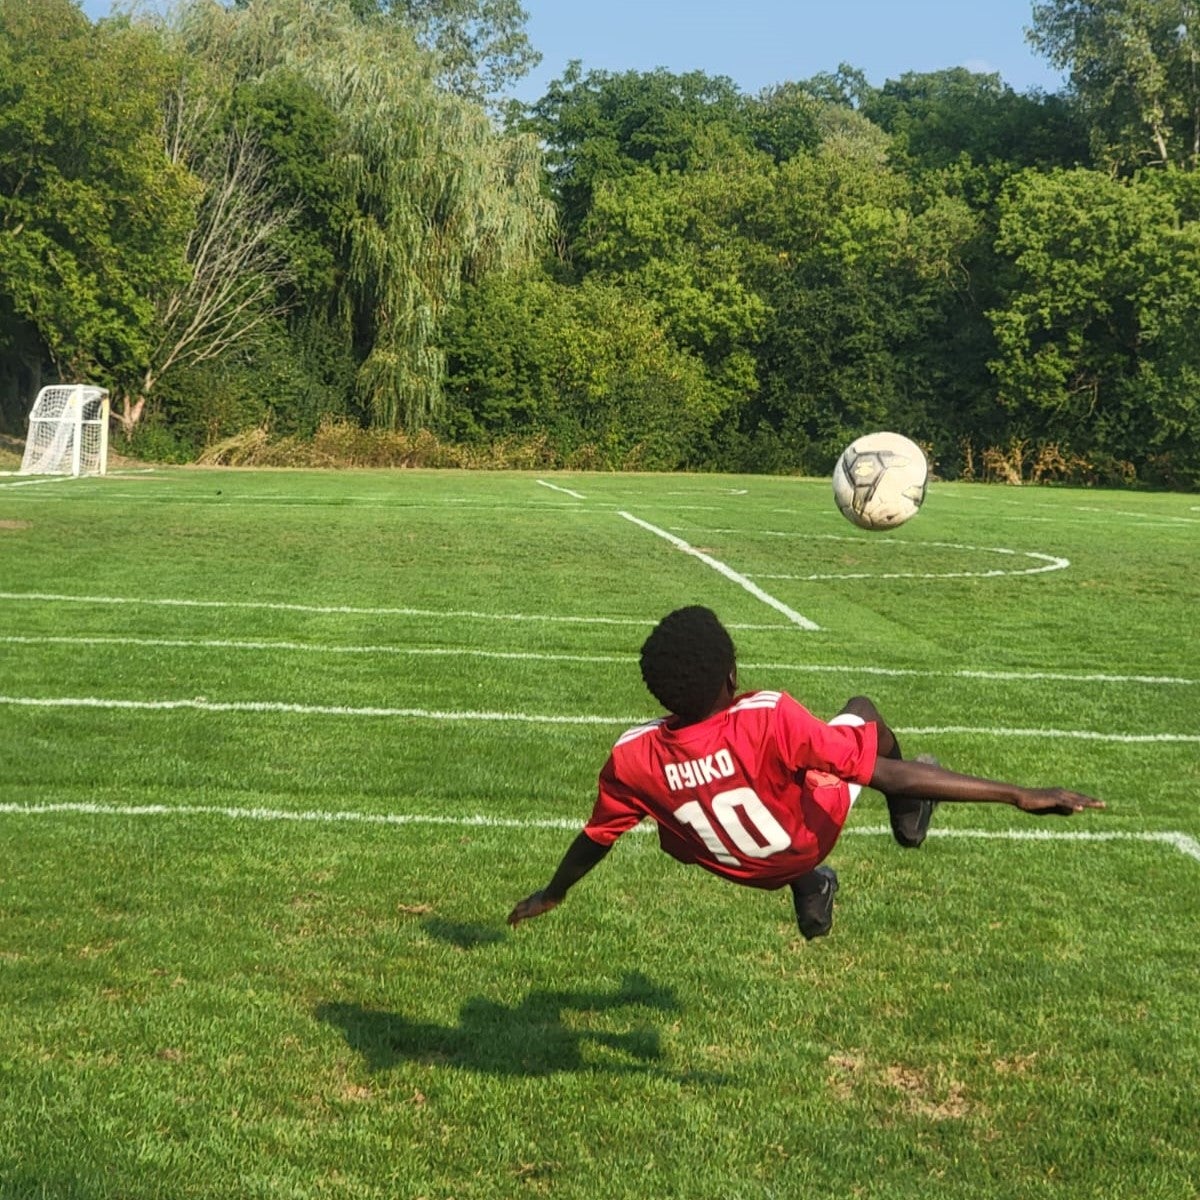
(507, 831, 611, 927)
(870, 757, 1105, 816)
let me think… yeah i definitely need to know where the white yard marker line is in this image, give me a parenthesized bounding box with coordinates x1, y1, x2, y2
(0, 591, 794, 631)
(744, 660, 1198, 687)
(0, 634, 629, 664)
(899, 724, 1200, 743)
(0, 695, 632, 724)
(0, 693, 1196, 742)
(864, 825, 1200, 864)
(0, 801, 1195, 865)
(619, 511, 821, 631)
(0, 801, 585, 831)
(536, 480, 586, 499)
(5, 635, 1195, 688)
(1074, 505, 1200, 525)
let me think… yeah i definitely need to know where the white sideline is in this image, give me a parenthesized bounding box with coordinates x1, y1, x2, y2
(0, 801, 1195, 864)
(618, 511, 821, 631)
(0, 693, 1196, 742)
(4, 634, 1195, 687)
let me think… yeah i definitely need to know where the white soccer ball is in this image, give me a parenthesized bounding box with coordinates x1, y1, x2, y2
(832, 431, 928, 530)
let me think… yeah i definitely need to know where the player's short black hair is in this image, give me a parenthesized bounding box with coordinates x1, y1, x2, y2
(639, 606, 736, 720)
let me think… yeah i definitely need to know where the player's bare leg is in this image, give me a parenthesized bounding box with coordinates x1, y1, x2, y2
(838, 696, 937, 848)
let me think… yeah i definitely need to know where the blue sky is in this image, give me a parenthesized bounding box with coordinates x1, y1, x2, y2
(80, 0, 1066, 101)
(510, 0, 1064, 102)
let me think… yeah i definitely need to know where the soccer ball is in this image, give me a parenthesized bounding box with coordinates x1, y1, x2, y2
(832, 432, 928, 530)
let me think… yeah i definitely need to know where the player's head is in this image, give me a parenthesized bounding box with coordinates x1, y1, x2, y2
(640, 606, 736, 720)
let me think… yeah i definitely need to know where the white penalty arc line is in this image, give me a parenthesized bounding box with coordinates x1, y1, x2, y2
(0, 695, 1195, 743)
(0, 802, 1195, 864)
(618, 511, 820, 631)
(3, 636, 1195, 688)
(684, 529, 1071, 581)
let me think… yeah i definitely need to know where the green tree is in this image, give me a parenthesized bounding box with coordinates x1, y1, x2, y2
(441, 273, 723, 468)
(576, 141, 774, 422)
(182, 0, 553, 430)
(321, 0, 540, 102)
(861, 67, 1090, 173)
(524, 64, 752, 246)
(0, 0, 195, 425)
(739, 126, 978, 473)
(742, 82, 823, 163)
(989, 167, 1200, 483)
(387, 0, 539, 103)
(1030, 0, 1200, 171)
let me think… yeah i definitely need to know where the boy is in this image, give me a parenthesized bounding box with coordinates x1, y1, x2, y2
(508, 606, 1104, 940)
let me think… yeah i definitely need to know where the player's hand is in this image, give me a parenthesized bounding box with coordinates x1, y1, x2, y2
(506, 890, 561, 927)
(1015, 788, 1106, 816)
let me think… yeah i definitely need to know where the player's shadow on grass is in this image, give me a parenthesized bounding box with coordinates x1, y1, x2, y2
(421, 917, 506, 949)
(316, 972, 722, 1082)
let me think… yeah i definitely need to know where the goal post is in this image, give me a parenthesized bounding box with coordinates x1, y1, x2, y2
(18, 385, 110, 477)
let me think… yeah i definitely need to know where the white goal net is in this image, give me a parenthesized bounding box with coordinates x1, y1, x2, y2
(19, 385, 110, 476)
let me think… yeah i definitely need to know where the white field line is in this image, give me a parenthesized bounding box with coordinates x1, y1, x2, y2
(0, 469, 155, 488)
(7, 495, 603, 510)
(1, 634, 629, 664)
(3, 635, 1195, 688)
(8, 494, 729, 512)
(899, 725, 1199, 743)
(0, 591, 795, 632)
(536, 479, 586, 499)
(0, 693, 1196, 742)
(1073, 505, 1200, 525)
(619, 511, 820, 631)
(0, 695, 626, 724)
(0, 476, 80, 489)
(0, 801, 1195, 864)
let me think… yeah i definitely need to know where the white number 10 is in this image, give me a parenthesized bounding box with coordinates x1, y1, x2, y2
(673, 787, 792, 866)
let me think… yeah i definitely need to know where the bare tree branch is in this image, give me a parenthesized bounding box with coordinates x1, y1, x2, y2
(116, 116, 296, 433)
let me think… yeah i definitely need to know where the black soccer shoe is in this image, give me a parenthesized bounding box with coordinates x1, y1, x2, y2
(791, 866, 839, 940)
(888, 753, 941, 849)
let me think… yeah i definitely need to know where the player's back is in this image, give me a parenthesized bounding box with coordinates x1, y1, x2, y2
(589, 691, 877, 889)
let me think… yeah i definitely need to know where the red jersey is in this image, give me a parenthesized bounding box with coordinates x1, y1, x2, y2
(582, 691, 878, 889)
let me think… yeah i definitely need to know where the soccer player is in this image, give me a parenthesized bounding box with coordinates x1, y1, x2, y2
(507, 605, 1105, 940)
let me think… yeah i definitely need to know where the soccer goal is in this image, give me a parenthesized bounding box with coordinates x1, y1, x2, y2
(19, 385, 110, 476)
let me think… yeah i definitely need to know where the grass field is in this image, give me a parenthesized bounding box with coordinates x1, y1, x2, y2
(0, 466, 1197, 1200)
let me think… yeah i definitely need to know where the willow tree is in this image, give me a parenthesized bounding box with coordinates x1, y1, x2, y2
(177, 0, 553, 429)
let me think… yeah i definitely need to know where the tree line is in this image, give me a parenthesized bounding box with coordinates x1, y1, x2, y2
(2, 0, 1199, 488)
